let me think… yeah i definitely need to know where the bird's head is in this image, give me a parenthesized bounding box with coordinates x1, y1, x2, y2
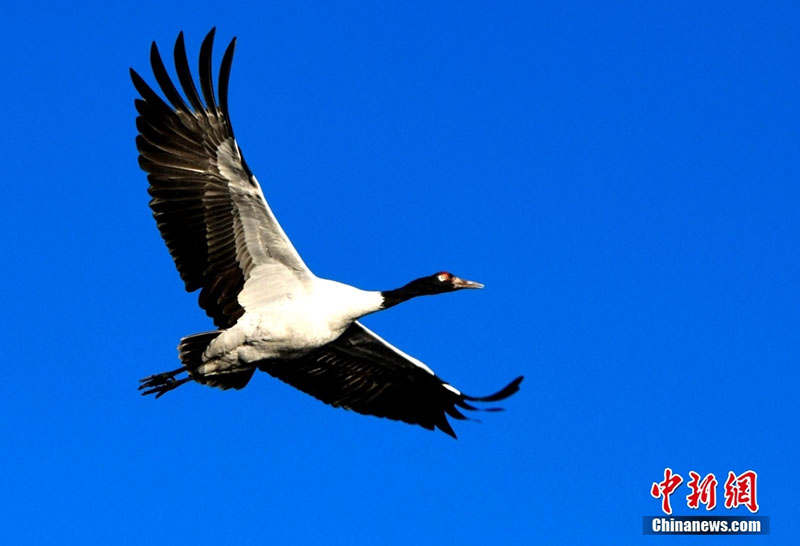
(416, 271, 485, 294)
(381, 271, 484, 309)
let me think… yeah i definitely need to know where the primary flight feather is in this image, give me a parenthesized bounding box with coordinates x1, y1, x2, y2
(131, 28, 522, 437)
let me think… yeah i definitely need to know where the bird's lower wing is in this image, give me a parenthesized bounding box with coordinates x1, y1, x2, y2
(257, 322, 523, 438)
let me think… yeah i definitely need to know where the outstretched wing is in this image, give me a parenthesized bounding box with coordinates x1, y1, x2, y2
(131, 28, 312, 328)
(259, 322, 523, 438)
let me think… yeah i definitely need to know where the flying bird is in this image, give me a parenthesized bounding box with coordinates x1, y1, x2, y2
(131, 28, 522, 437)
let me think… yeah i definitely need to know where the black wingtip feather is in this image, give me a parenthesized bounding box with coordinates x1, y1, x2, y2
(129, 67, 148, 95)
(218, 36, 237, 123)
(437, 417, 458, 439)
(462, 375, 524, 402)
(198, 28, 218, 116)
(174, 31, 205, 112)
(131, 68, 178, 123)
(150, 40, 189, 113)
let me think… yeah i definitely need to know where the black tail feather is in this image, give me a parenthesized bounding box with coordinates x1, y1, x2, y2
(178, 331, 220, 367)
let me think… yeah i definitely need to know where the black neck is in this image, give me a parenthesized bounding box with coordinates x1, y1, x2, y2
(380, 282, 430, 310)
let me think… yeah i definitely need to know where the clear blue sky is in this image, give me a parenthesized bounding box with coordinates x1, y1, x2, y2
(1, 1, 797, 544)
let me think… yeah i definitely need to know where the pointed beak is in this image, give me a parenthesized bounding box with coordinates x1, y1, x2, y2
(452, 276, 484, 289)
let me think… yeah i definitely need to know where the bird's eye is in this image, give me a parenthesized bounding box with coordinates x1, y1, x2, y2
(437, 273, 450, 282)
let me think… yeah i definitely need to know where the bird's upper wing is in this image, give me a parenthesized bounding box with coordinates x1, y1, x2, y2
(259, 322, 523, 438)
(131, 29, 312, 328)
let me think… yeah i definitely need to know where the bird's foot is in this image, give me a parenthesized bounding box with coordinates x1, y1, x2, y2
(139, 367, 191, 398)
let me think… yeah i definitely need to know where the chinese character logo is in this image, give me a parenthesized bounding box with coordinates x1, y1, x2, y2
(724, 470, 759, 513)
(651, 469, 758, 514)
(651, 468, 683, 515)
(686, 471, 718, 510)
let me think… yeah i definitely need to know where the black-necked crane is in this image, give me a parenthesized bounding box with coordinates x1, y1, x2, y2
(131, 29, 522, 437)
